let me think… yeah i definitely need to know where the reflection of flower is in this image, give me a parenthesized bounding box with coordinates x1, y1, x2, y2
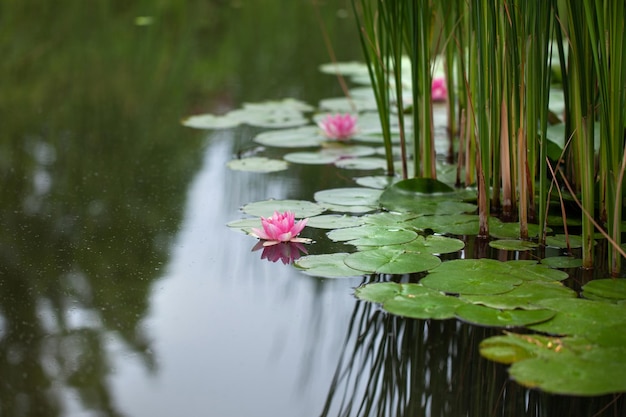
(318, 113, 358, 140)
(250, 211, 310, 246)
(252, 241, 308, 264)
(431, 77, 447, 102)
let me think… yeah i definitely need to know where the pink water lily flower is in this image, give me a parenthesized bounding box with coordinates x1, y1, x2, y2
(431, 77, 447, 102)
(250, 211, 310, 246)
(318, 113, 358, 140)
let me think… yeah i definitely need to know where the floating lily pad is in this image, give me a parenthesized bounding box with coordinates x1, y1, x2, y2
(382, 288, 466, 320)
(455, 304, 555, 328)
(182, 113, 241, 129)
(482, 333, 626, 395)
(355, 281, 405, 304)
(509, 354, 626, 396)
(420, 259, 523, 295)
(528, 298, 626, 336)
(294, 253, 364, 278)
(489, 220, 546, 239)
(327, 225, 417, 246)
(361, 212, 420, 225)
(405, 214, 479, 235)
(334, 157, 387, 170)
(545, 234, 585, 249)
(460, 280, 576, 309)
(226, 217, 262, 234)
(377, 235, 465, 255)
(321, 203, 378, 214)
(489, 239, 539, 251)
(242, 199, 325, 218)
(318, 96, 378, 113)
(227, 157, 288, 173)
(344, 248, 441, 274)
(354, 175, 399, 189)
(581, 278, 626, 301)
(540, 256, 583, 269)
(305, 214, 364, 229)
(283, 151, 339, 164)
(314, 187, 382, 207)
(505, 261, 569, 282)
(254, 126, 325, 148)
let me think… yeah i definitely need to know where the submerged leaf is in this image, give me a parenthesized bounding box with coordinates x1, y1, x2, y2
(227, 157, 288, 173)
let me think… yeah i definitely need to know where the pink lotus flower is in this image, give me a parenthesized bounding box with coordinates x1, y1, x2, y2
(252, 241, 308, 264)
(431, 77, 447, 102)
(318, 113, 358, 140)
(250, 211, 310, 246)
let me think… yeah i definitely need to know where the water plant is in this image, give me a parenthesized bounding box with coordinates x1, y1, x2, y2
(183, 0, 626, 398)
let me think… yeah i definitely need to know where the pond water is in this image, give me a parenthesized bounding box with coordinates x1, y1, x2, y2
(1, 2, 623, 416)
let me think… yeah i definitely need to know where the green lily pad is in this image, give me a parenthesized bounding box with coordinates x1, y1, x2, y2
(489, 239, 539, 251)
(455, 304, 555, 328)
(227, 157, 288, 173)
(254, 126, 325, 148)
(305, 214, 364, 229)
(361, 212, 420, 225)
(405, 214, 479, 235)
(509, 353, 626, 396)
(294, 253, 364, 278)
(545, 234, 585, 249)
(241, 199, 325, 218)
(226, 217, 262, 234)
(314, 187, 382, 207)
(355, 281, 404, 304)
(283, 151, 339, 164)
(321, 203, 378, 213)
(334, 157, 387, 170)
(344, 248, 441, 274)
(327, 225, 414, 244)
(529, 298, 626, 336)
(182, 113, 241, 129)
(382, 289, 467, 320)
(540, 256, 583, 268)
(377, 235, 465, 255)
(581, 278, 626, 301)
(488, 220, 546, 239)
(460, 280, 576, 309)
(354, 175, 399, 189)
(505, 261, 569, 282)
(420, 259, 523, 295)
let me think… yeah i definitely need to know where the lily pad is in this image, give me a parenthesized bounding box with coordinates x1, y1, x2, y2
(405, 214, 479, 235)
(420, 259, 523, 295)
(528, 298, 626, 336)
(355, 281, 405, 304)
(305, 214, 364, 229)
(581, 278, 626, 301)
(540, 256, 583, 269)
(327, 225, 417, 246)
(254, 126, 325, 148)
(283, 151, 339, 165)
(182, 113, 241, 129)
(344, 248, 441, 274)
(489, 239, 539, 251)
(227, 157, 288, 173)
(545, 234, 585, 249)
(376, 235, 465, 255)
(314, 187, 382, 207)
(334, 157, 387, 170)
(383, 289, 467, 320)
(241, 199, 325, 218)
(455, 303, 555, 328)
(294, 253, 364, 278)
(460, 280, 576, 309)
(354, 175, 399, 189)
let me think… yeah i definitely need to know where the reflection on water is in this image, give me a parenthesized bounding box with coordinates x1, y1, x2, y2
(0, 1, 624, 416)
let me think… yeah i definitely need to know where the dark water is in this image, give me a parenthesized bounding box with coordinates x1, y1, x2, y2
(0, 2, 623, 416)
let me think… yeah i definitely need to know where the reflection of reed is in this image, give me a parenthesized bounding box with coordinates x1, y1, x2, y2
(320, 276, 624, 417)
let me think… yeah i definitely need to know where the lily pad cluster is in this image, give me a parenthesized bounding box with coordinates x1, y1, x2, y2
(356, 269, 626, 395)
